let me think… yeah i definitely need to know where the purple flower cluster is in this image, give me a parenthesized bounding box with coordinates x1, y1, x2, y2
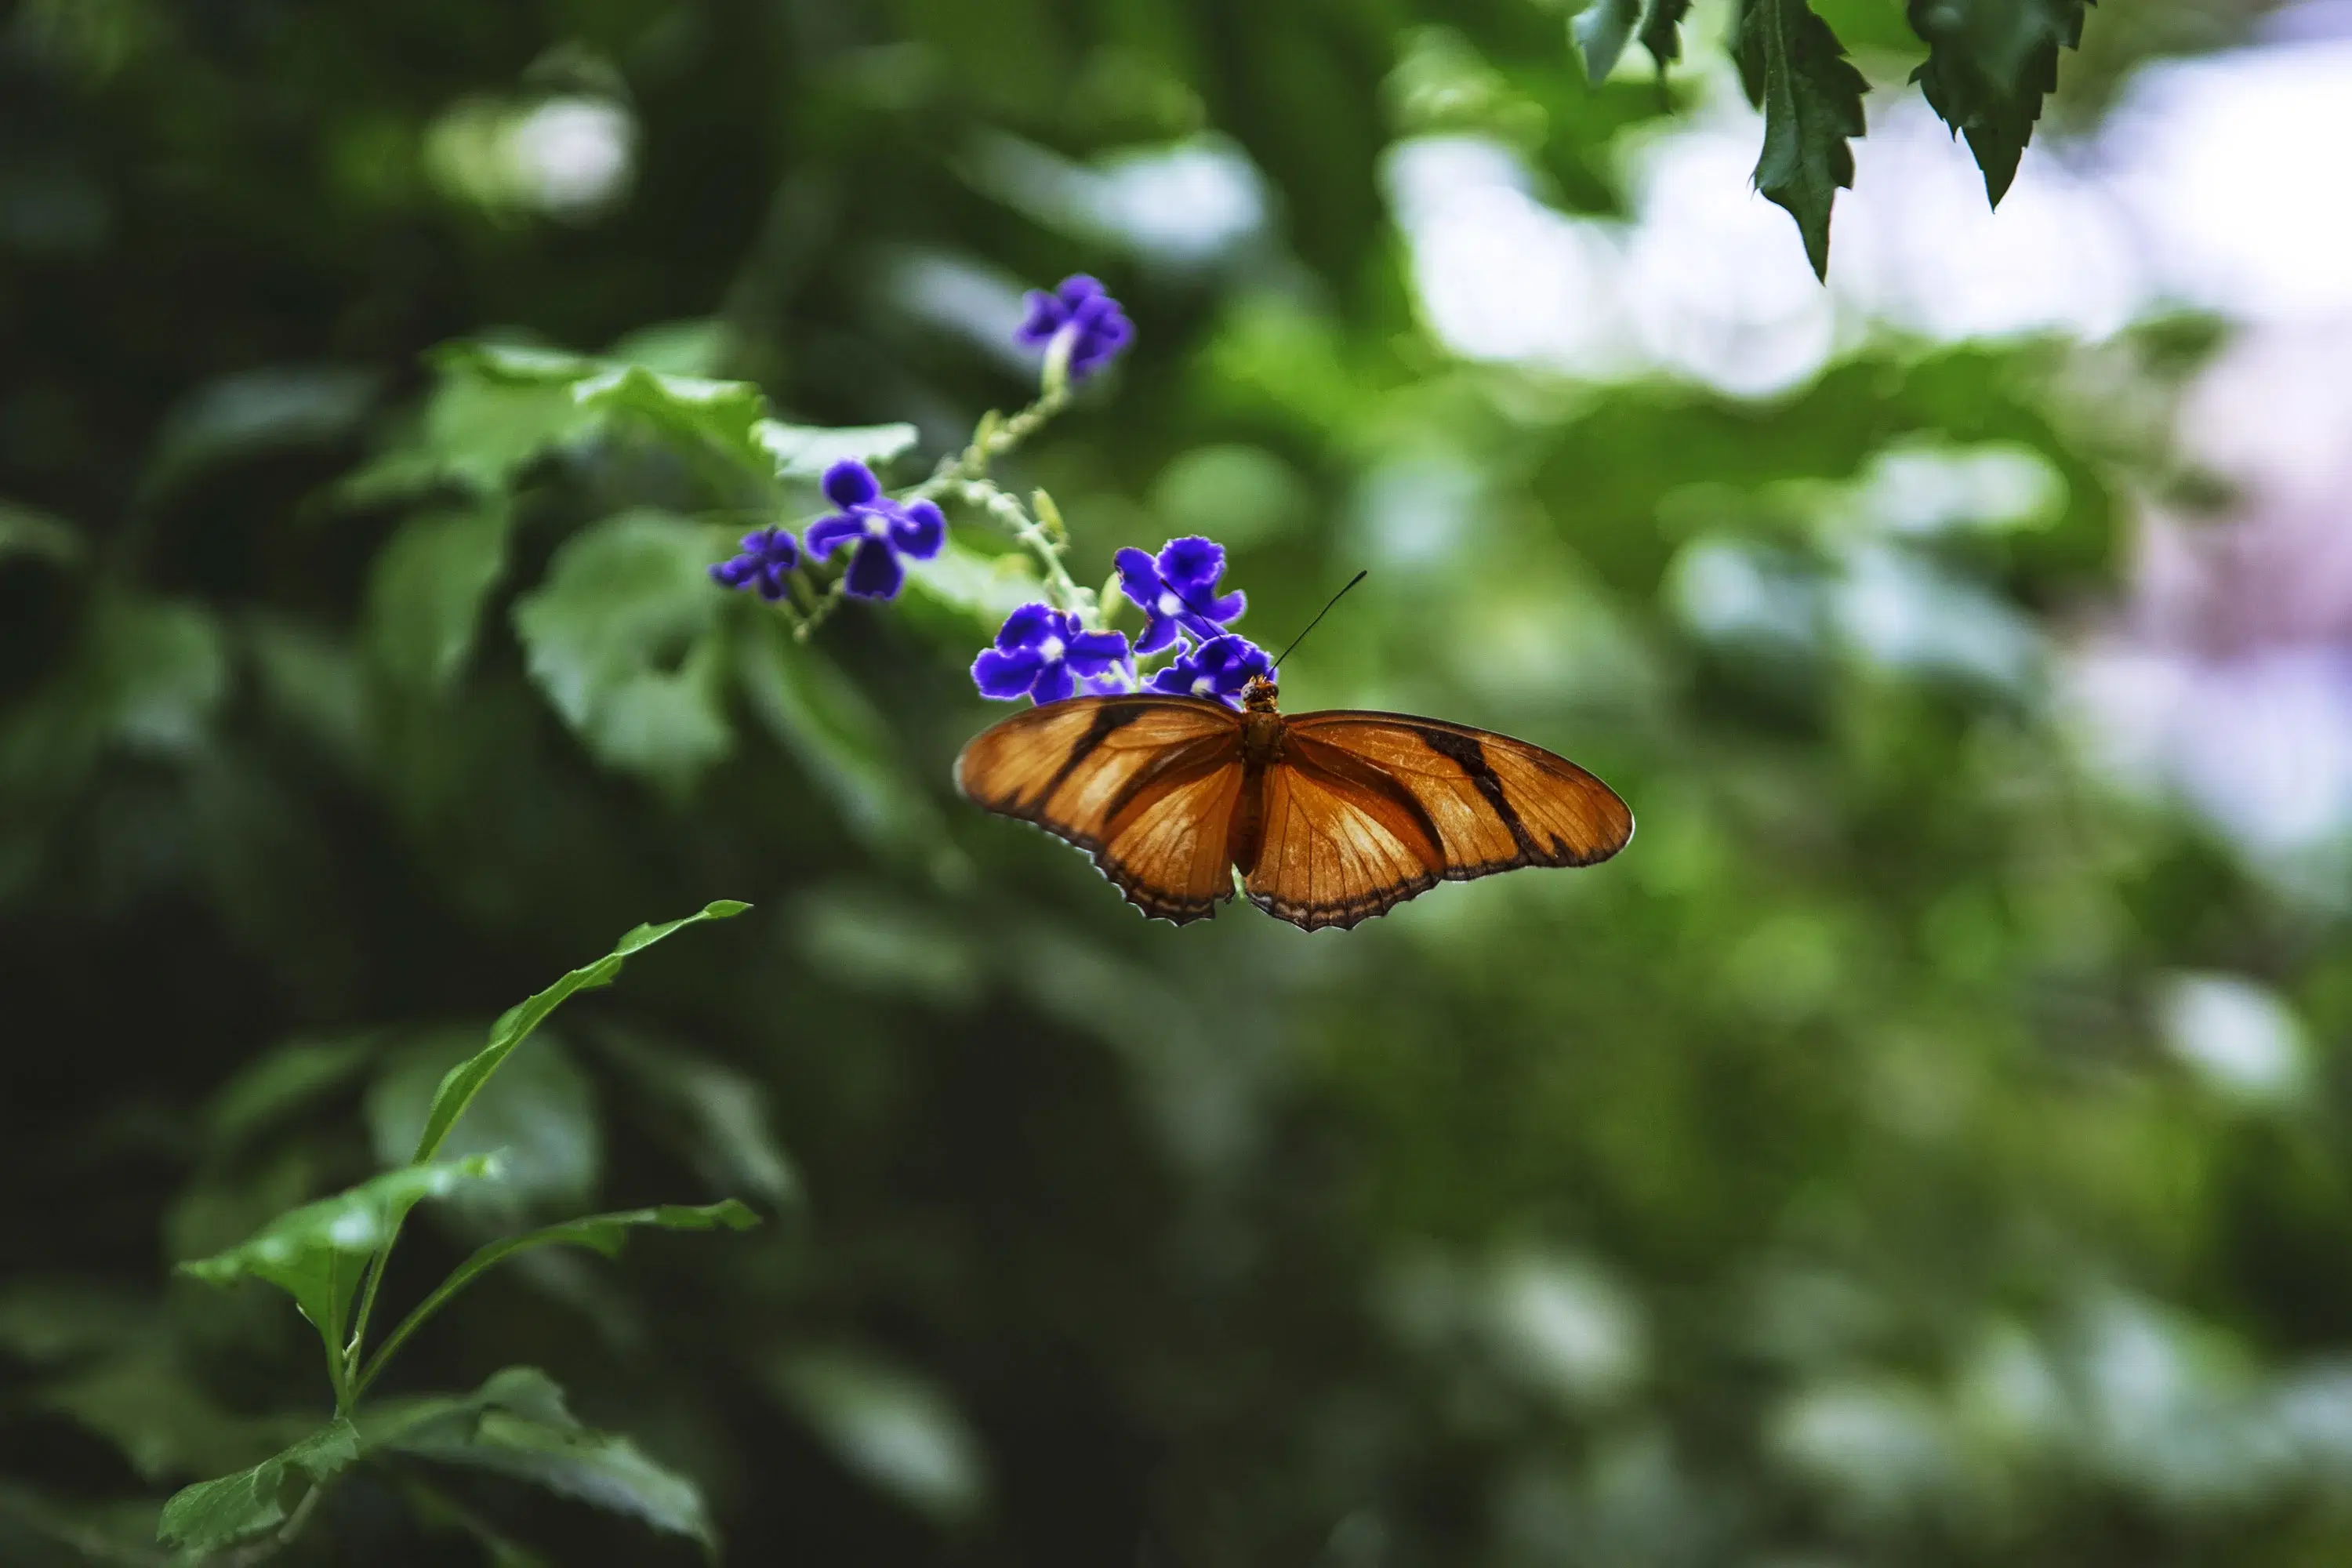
(710, 459, 942, 605)
(1149, 633, 1272, 703)
(973, 532, 1274, 711)
(712, 271, 1278, 713)
(1116, 536, 1246, 653)
(804, 460, 946, 600)
(1016, 275, 1134, 383)
(973, 605, 1132, 705)
(709, 526, 799, 601)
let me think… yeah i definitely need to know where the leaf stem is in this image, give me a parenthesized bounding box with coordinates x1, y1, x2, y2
(339, 1236, 396, 1406)
(276, 1483, 322, 1547)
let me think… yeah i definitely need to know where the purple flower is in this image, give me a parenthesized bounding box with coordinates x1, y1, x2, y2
(709, 526, 800, 601)
(804, 460, 946, 600)
(1115, 536, 1247, 655)
(1015, 274, 1134, 383)
(974, 604, 1133, 705)
(1148, 633, 1273, 708)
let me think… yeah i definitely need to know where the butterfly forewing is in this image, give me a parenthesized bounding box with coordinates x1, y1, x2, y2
(954, 695, 1248, 924)
(1246, 712, 1633, 930)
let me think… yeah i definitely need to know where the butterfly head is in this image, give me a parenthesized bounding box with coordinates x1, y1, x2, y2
(1242, 675, 1280, 713)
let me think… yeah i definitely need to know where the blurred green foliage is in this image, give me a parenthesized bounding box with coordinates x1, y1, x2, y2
(5, 0, 2347, 1565)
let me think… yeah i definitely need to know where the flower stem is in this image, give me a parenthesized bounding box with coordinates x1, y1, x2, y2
(954, 477, 1091, 619)
(794, 576, 848, 642)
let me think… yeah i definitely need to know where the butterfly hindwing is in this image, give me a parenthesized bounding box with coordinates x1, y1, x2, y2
(955, 696, 1247, 924)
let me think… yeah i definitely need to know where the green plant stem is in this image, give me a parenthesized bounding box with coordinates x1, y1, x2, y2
(339, 1239, 394, 1409)
(953, 478, 1091, 619)
(793, 576, 848, 642)
(275, 1484, 322, 1547)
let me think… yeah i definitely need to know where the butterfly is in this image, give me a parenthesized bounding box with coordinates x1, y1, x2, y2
(956, 675, 1632, 931)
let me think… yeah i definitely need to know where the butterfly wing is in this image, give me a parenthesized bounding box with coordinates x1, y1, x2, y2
(955, 695, 1249, 924)
(1246, 711, 1633, 931)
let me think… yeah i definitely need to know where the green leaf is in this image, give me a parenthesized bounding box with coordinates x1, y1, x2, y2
(899, 538, 1047, 626)
(407, 901, 750, 1167)
(606, 318, 730, 377)
(768, 1351, 985, 1523)
(1908, 0, 2091, 205)
(38, 1344, 316, 1483)
(570, 365, 771, 479)
(201, 1035, 381, 1160)
(591, 1026, 801, 1206)
(0, 592, 226, 809)
(339, 343, 599, 503)
(753, 419, 920, 483)
(0, 500, 85, 567)
(176, 1158, 498, 1367)
(156, 1418, 358, 1552)
(366, 499, 512, 694)
(139, 366, 379, 510)
(361, 1203, 758, 1388)
(367, 1026, 601, 1227)
(733, 612, 968, 887)
(1573, 0, 1642, 85)
(513, 509, 735, 796)
(1737, 0, 1868, 279)
(368, 1367, 717, 1551)
(1639, 0, 1694, 69)
(0, 1481, 165, 1567)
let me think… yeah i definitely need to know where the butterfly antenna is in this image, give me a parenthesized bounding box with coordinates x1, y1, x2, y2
(1272, 571, 1368, 670)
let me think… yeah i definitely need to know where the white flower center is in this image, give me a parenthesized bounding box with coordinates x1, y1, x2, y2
(1037, 635, 1065, 663)
(1157, 590, 1182, 616)
(1191, 676, 1216, 698)
(862, 510, 890, 539)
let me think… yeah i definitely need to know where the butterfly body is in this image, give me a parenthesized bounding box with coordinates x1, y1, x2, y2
(956, 677, 1633, 931)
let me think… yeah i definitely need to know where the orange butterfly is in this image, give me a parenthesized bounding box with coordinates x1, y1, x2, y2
(956, 675, 1632, 930)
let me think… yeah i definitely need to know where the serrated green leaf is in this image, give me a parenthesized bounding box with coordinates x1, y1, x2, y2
(1573, 0, 1642, 85)
(361, 1203, 758, 1388)
(753, 419, 920, 482)
(571, 365, 771, 479)
(176, 1158, 497, 1367)
(513, 509, 735, 796)
(407, 902, 749, 1168)
(1909, 0, 2091, 205)
(339, 344, 601, 503)
(365, 499, 512, 694)
(156, 1418, 358, 1552)
(439, 343, 600, 383)
(1737, 0, 1868, 279)
(368, 1367, 715, 1550)
(1639, 0, 1694, 68)
(734, 611, 968, 887)
(607, 318, 729, 377)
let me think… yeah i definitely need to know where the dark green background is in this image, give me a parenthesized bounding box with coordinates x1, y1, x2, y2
(7, 1, 2346, 1563)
